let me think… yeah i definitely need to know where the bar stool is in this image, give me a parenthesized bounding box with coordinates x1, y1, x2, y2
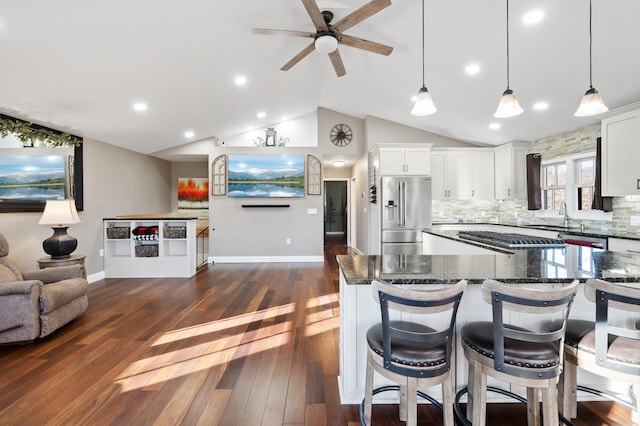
(559, 279, 640, 423)
(460, 279, 579, 426)
(362, 279, 467, 426)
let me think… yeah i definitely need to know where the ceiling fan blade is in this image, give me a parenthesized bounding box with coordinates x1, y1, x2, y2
(281, 42, 316, 71)
(338, 34, 393, 56)
(328, 49, 346, 77)
(333, 0, 391, 33)
(252, 28, 315, 38)
(301, 0, 329, 32)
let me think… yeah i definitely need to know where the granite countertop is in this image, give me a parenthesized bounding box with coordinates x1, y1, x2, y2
(338, 246, 640, 285)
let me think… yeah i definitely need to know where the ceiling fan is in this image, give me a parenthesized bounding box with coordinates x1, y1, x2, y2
(252, 0, 393, 77)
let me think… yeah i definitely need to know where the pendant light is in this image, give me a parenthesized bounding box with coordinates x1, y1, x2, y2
(494, 0, 523, 118)
(574, 0, 608, 117)
(411, 0, 436, 116)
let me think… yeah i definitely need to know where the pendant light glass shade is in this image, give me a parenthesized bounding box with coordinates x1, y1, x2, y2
(574, 0, 608, 117)
(411, 86, 437, 116)
(494, 0, 522, 118)
(575, 87, 608, 116)
(411, 0, 436, 116)
(494, 88, 523, 118)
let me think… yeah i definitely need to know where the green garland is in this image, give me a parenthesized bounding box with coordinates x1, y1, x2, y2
(0, 116, 81, 147)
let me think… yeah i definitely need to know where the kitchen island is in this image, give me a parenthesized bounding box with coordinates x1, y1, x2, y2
(337, 247, 640, 405)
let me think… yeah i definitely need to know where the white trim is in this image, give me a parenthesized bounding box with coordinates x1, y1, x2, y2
(536, 151, 613, 221)
(88, 271, 105, 284)
(211, 256, 324, 263)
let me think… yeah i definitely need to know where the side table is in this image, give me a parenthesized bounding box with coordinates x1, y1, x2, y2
(37, 254, 87, 279)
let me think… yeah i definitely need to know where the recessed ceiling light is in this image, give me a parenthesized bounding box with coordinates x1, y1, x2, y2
(465, 63, 481, 75)
(234, 75, 247, 86)
(523, 9, 544, 25)
(332, 160, 345, 167)
(489, 122, 501, 130)
(533, 102, 549, 111)
(184, 131, 195, 138)
(257, 111, 266, 119)
(133, 102, 148, 112)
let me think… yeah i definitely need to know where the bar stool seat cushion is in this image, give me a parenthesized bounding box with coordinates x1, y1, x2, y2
(461, 321, 560, 369)
(565, 319, 640, 366)
(366, 320, 446, 367)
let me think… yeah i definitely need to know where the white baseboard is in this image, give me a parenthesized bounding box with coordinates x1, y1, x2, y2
(211, 256, 324, 263)
(88, 271, 105, 283)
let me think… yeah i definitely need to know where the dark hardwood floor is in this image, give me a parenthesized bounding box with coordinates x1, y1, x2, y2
(0, 235, 634, 425)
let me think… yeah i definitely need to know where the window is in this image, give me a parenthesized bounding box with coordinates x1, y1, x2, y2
(542, 162, 566, 210)
(575, 157, 595, 211)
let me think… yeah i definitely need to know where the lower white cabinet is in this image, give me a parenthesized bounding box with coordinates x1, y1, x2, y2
(607, 237, 640, 255)
(104, 218, 197, 278)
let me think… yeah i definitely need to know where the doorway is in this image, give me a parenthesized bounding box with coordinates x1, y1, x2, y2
(324, 180, 348, 246)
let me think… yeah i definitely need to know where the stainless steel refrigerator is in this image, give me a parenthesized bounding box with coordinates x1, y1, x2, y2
(381, 176, 432, 255)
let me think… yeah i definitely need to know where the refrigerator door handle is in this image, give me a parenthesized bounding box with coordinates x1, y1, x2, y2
(399, 180, 406, 226)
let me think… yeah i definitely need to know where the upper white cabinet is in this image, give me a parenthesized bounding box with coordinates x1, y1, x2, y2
(601, 107, 640, 196)
(470, 150, 495, 199)
(494, 142, 529, 200)
(431, 149, 494, 200)
(377, 145, 431, 176)
(431, 150, 470, 199)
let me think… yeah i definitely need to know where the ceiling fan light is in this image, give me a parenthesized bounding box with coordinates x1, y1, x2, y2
(314, 35, 338, 54)
(411, 86, 437, 116)
(574, 87, 609, 117)
(494, 88, 523, 118)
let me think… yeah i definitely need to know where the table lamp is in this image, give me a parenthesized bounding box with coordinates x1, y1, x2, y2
(38, 199, 81, 258)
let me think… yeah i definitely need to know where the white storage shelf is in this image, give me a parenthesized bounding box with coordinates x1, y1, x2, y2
(104, 218, 197, 278)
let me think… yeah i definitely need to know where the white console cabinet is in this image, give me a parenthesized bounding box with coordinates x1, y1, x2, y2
(103, 217, 197, 278)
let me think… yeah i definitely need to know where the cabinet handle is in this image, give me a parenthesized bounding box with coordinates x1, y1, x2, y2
(472, 189, 475, 197)
(508, 189, 511, 196)
(637, 179, 640, 189)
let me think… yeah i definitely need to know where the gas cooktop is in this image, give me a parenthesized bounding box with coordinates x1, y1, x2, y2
(457, 231, 566, 249)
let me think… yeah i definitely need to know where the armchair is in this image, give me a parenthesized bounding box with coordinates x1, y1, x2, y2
(0, 233, 88, 344)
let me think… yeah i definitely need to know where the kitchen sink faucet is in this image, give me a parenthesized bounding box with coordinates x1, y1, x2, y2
(559, 202, 570, 228)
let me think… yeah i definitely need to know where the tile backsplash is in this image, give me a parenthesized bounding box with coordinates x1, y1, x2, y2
(432, 123, 640, 234)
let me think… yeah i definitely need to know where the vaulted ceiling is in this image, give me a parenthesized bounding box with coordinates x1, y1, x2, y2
(1, 0, 639, 155)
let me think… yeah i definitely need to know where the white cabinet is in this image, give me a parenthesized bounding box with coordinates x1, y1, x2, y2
(104, 218, 197, 278)
(430, 149, 494, 200)
(377, 145, 431, 176)
(601, 107, 640, 196)
(495, 142, 529, 200)
(608, 237, 640, 254)
(430, 150, 470, 199)
(470, 151, 495, 199)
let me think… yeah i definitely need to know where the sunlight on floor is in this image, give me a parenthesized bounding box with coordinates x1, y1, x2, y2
(151, 302, 296, 346)
(116, 293, 340, 392)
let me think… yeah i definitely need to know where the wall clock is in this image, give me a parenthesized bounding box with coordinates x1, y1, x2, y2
(330, 124, 353, 147)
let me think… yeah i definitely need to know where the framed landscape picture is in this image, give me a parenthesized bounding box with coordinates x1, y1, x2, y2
(227, 154, 305, 198)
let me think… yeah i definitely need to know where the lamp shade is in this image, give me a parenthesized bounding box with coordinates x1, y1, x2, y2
(411, 86, 437, 116)
(315, 35, 338, 54)
(38, 199, 81, 226)
(494, 88, 523, 118)
(574, 87, 609, 117)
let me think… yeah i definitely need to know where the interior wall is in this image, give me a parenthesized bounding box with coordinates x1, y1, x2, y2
(363, 115, 479, 149)
(0, 137, 172, 276)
